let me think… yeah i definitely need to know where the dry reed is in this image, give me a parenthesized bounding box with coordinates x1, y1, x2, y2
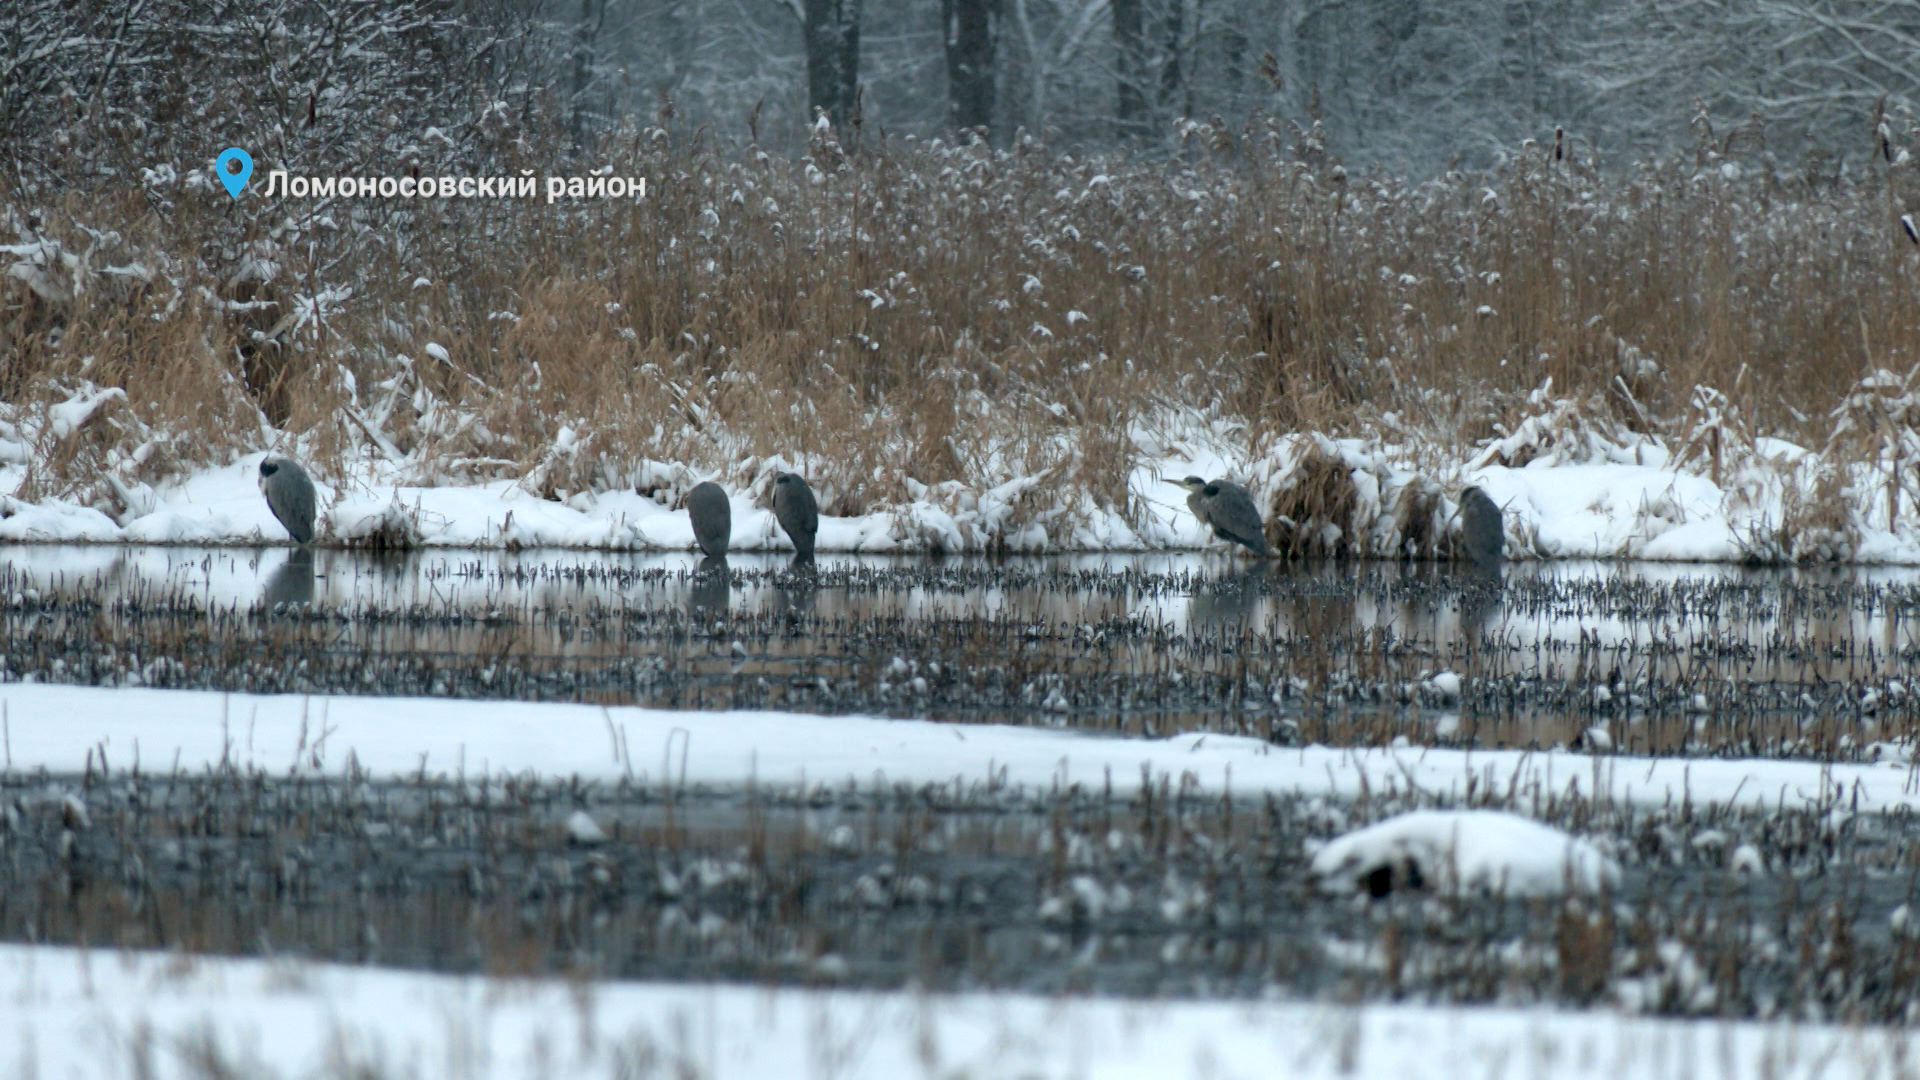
(6, 112, 1920, 543)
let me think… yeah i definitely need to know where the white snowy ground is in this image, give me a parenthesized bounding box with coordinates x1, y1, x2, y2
(0, 449, 1759, 555)
(0, 683, 1910, 815)
(4, 391, 1913, 560)
(9, 943, 1919, 1080)
(0, 445, 1234, 550)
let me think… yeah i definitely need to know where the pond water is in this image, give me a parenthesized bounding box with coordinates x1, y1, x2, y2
(5, 766, 1915, 1008)
(3, 546, 1918, 758)
(7, 546, 1920, 1014)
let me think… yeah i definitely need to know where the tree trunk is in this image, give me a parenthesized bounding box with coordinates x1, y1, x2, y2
(804, 0, 861, 127)
(1112, 0, 1146, 137)
(569, 0, 604, 148)
(1158, 0, 1184, 111)
(943, 0, 1000, 133)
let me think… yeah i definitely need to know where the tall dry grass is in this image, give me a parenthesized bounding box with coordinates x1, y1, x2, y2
(5, 111, 1920, 533)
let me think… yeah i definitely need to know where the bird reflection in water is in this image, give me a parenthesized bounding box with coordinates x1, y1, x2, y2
(689, 556, 730, 617)
(771, 553, 818, 618)
(261, 547, 316, 610)
(1188, 561, 1269, 627)
(1455, 485, 1506, 637)
(1458, 565, 1502, 638)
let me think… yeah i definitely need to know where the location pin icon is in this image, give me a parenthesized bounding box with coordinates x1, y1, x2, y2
(215, 148, 253, 199)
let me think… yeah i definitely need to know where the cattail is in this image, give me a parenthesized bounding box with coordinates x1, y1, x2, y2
(61, 793, 90, 831)
(1258, 51, 1283, 91)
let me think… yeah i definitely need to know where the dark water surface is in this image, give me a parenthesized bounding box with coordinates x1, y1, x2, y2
(5, 767, 1919, 1015)
(4, 546, 1920, 757)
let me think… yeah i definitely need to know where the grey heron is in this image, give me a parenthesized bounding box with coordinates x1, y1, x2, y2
(1175, 476, 1272, 556)
(772, 472, 819, 557)
(686, 481, 731, 558)
(1459, 485, 1504, 567)
(258, 456, 317, 544)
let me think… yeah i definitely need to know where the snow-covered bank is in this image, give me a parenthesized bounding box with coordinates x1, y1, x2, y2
(6, 382, 1920, 561)
(0, 444, 1838, 557)
(0, 446, 1769, 556)
(0, 684, 1911, 814)
(7, 943, 1917, 1080)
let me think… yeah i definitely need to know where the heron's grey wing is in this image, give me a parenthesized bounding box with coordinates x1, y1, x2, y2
(796, 482, 819, 535)
(1210, 479, 1254, 499)
(267, 462, 317, 544)
(1208, 483, 1271, 555)
(772, 485, 798, 545)
(687, 482, 732, 557)
(1460, 487, 1504, 566)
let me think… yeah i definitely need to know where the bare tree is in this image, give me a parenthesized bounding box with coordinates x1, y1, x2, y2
(1745, 0, 1920, 135)
(571, 0, 610, 147)
(0, 0, 550, 189)
(17, 0, 1920, 180)
(804, 0, 862, 125)
(1112, 0, 1146, 135)
(1000, 0, 1095, 132)
(944, 0, 1001, 132)
(1156, 0, 1187, 114)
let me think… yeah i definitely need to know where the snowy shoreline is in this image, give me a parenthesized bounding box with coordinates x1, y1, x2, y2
(8, 388, 1920, 561)
(0, 450, 1839, 559)
(0, 683, 1911, 814)
(7, 942, 1917, 1080)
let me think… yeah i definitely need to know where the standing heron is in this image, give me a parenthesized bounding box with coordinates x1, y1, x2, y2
(1459, 485, 1504, 568)
(686, 480, 731, 558)
(1175, 476, 1272, 556)
(772, 472, 819, 558)
(258, 456, 316, 544)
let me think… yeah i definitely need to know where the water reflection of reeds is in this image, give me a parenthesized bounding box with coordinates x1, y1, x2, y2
(4, 550, 1920, 756)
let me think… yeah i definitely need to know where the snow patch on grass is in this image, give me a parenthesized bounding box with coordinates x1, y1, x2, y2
(1310, 810, 1621, 898)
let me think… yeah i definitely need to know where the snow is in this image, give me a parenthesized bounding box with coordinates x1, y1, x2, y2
(4, 394, 1920, 560)
(1310, 810, 1621, 897)
(0, 683, 1914, 816)
(6, 943, 1918, 1079)
(566, 809, 608, 845)
(0, 453, 977, 552)
(1473, 462, 1739, 560)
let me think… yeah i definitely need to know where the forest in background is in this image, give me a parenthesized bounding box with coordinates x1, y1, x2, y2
(8, 0, 1920, 180)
